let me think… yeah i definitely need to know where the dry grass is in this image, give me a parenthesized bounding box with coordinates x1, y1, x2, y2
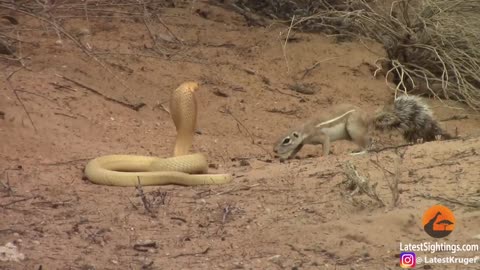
(298, 0, 480, 110)
(230, 0, 480, 110)
(343, 161, 385, 207)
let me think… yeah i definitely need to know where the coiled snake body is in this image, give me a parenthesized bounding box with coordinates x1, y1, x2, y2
(84, 82, 232, 186)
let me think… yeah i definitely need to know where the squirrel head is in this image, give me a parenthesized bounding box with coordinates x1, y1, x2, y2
(374, 105, 401, 129)
(273, 130, 305, 161)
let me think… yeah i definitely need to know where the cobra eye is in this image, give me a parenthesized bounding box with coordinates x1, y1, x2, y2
(282, 137, 291, 144)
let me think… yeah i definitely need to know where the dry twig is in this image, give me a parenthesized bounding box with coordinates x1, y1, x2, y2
(343, 161, 385, 207)
(57, 74, 145, 111)
(220, 107, 273, 158)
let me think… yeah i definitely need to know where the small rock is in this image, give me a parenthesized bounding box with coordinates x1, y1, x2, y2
(142, 258, 154, 268)
(79, 28, 91, 35)
(133, 240, 157, 252)
(268, 254, 281, 263)
(289, 83, 316, 95)
(0, 242, 25, 262)
(239, 159, 250, 166)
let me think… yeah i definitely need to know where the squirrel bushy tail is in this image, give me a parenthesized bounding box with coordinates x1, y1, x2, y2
(373, 95, 453, 142)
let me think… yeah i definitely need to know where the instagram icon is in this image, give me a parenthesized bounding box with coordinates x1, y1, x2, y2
(400, 252, 417, 268)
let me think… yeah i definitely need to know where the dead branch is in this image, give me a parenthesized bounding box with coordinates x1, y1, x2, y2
(265, 108, 298, 115)
(385, 156, 401, 207)
(171, 217, 187, 223)
(57, 74, 145, 111)
(156, 14, 183, 44)
(39, 158, 92, 166)
(343, 161, 385, 207)
(264, 85, 300, 98)
(413, 161, 460, 171)
(136, 177, 153, 216)
(299, 57, 338, 80)
(369, 143, 412, 153)
(214, 184, 260, 196)
(370, 159, 394, 175)
(0, 196, 38, 208)
(4, 79, 37, 132)
(416, 194, 480, 208)
(220, 107, 273, 158)
(172, 247, 210, 258)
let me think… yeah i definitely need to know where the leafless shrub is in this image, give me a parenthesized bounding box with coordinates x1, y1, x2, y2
(226, 0, 480, 110)
(343, 161, 385, 207)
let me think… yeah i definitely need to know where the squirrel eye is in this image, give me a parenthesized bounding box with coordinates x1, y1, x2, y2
(282, 137, 291, 144)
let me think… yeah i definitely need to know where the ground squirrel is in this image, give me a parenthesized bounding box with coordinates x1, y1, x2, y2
(374, 95, 452, 142)
(273, 95, 452, 161)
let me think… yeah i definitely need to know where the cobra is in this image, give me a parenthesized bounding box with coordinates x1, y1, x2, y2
(84, 82, 232, 186)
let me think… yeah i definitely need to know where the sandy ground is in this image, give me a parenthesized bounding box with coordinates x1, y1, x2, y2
(1, 1, 479, 269)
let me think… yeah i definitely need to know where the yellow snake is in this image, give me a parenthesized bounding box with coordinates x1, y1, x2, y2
(84, 82, 232, 186)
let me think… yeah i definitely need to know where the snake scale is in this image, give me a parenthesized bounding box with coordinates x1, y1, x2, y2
(84, 82, 232, 186)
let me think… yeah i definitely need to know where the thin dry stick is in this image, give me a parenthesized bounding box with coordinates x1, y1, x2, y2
(369, 143, 412, 153)
(300, 57, 338, 79)
(0, 5, 140, 98)
(15, 89, 57, 104)
(215, 184, 260, 196)
(282, 15, 295, 74)
(389, 155, 401, 207)
(136, 176, 153, 215)
(221, 107, 273, 158)
(156, 14, 183, 44)
(57, 74, 145, 111)
(373, 155, 401, 207)
(3, 79, 37, 132)
(0, 196, 38, 208)
(416, 194, 480, 208)
(172, 247, 210, 258)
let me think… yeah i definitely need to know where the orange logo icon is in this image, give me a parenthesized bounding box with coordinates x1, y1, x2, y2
(422, 205, 455, 238)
